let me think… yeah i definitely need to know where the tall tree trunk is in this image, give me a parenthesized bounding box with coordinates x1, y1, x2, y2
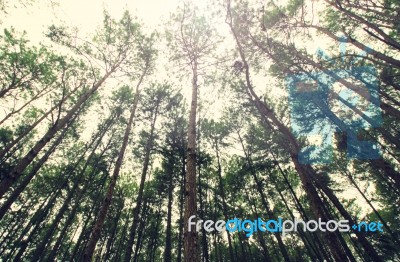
(267, 152, 332, 261)
(69, 190, 103, 260)
(36, 140, 112, 261)
(313, 173, 385, 261)
(0, 67, 118, 197)
(243, 190, 273, 262)
(1, 193, 52, 259)
(102, 197, 124, 261)
(46, 183, 91, 261)
(214, 140, 235, 262)
(197, 120, 210, 262)
(343, 169, 399, 244)
(164, 154, 175, 262)
(124, 100, 159, 262)
(82, 72, 143, 261)
(0, 84, 80, 161)
(133, 199, 150, 262)
(0, 118, 70, 220)
(12, 188, 61, 260)
(319, 192, 358, 262)
(177, 140, 186, 262)
(0, 109, 114, 220)
(237, 133, 291, 262)
(31, 176, 81, 261)
(184, 60, 199, 262)
(276, 179, 325, 261)
(114, 201, 135, 261)
(198, 163, 210, 262)
(198, 161, 211, 261)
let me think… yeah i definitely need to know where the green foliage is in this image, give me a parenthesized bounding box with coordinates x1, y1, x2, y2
(0, 28, 63, 96)
(0, 127, 13, 146)
(0, 1, 399, 261)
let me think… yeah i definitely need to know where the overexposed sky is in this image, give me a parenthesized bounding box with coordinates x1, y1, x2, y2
(1, 0, 182, 43)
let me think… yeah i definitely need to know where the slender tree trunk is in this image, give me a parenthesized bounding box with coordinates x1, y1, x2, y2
(164, 155, 175, 262)
(115, 202, 135, 261)
(39, 144, 112, 261)
(198, 166, 210, 262)
(31, 176, 81, 261)
(319, 192, 358, 262)
(0, 108, 113, 220)
(70, 211, 95, 259)
(82, 72, 143, 261)
(267, 152, 332, 261)
(177, 141, 186, 262)
(12, 188, 60, 260)
(62, 224, 80, 261)
(343, 169, 398, 243)
(133, 199, 150, 262)
(197, 122, 210, 262)
(0, 215, 24, 254)
(0, 84, 80, 161)
(226, 6, 350, 260)
(1, 193, 51, 259)
(0, 119, 69, 220)
(214, 140, 235, 262)
(0, 83, 52, 126)
(102, 198, 124, 261)
(269, 172, 323, 261)
(47, 191, 85, 261)
(312, 172, 384, 261)
(184, 61, 199, 262)
(124, 101, 159, 262)
(237, 232, 247, 261)
(0, 68, 117, 197)
(243, 191, 273, 262)
(237, 134, 291, 262)
(148, 209, 162, 262)
(72, 172, 109, 260)
(327, 0, 400, 51)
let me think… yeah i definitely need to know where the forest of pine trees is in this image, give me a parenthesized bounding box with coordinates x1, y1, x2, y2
(0, 0, 399, 261)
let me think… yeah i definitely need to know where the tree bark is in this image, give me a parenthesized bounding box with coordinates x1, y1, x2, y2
(214, 139, 235, 262)
(124, 97, 159, 262)
(164, 154, 175, 262)
(0, 68, 116, 198)
(82, 71, 142, 261)
(237, 133, 291, 262)
(184, 60, 199, 262)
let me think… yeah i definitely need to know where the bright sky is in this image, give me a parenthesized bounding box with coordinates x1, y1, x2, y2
(0, 0, 231, 127)
(1, 0, 181, 43)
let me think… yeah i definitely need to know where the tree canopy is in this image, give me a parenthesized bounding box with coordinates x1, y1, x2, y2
(0, 0, 399, 261)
